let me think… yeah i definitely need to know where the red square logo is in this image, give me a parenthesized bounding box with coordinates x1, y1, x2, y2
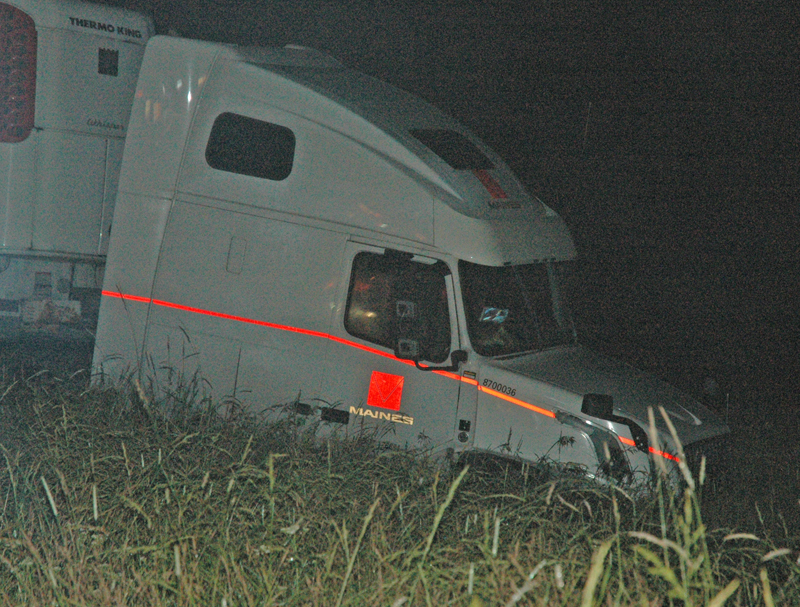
(367, 371, 404, 411)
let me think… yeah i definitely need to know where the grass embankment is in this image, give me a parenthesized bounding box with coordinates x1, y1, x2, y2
(0, 342, 797, 605)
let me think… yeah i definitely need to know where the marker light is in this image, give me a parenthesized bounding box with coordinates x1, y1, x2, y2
(0, 3, 37, 143)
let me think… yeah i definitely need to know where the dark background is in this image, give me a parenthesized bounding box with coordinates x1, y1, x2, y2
(105, 0, 798, 414)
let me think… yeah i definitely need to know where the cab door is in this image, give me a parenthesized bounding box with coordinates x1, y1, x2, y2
(324, 242, 465, 453)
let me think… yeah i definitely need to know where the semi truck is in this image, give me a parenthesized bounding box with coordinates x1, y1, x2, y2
(4, 0, 729, 484)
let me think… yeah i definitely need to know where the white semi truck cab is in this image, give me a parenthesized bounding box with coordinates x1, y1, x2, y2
(0, 0, 730, 485)
(0, 0, 153, 334)
(86, 34, 729, 485)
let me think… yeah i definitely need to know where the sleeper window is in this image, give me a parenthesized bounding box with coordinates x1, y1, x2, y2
(205, 112, 295, 180)
(344, 252, 451, 363)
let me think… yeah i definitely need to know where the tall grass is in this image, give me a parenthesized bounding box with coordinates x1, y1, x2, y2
(0, 346, 797, 605)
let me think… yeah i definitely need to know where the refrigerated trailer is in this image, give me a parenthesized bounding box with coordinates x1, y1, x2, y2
(88, 33, 729, 484)
(0, 0, 153, 334)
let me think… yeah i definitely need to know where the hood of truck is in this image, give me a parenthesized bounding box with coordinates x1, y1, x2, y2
(485, 345, 729, 446)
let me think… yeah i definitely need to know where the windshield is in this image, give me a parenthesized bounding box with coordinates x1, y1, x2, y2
(459, 260, 577, 357)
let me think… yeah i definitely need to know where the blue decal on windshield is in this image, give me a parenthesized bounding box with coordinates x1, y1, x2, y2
(480, 307, 508, 324)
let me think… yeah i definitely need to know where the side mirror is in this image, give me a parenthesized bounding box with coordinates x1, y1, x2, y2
(581, 393, 650, 453)
(406, 349, 468, 373)
(446, 349, 469, 370)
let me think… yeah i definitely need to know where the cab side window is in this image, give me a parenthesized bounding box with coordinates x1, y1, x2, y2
(344, 252, 451, 363)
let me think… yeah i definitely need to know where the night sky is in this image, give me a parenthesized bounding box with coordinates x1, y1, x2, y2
(108, 0, 799, 411)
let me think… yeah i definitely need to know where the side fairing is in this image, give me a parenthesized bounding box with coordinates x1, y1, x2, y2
(93, 39, 217, 377)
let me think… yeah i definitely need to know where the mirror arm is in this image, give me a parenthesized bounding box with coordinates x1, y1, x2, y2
(413, 350, 468, 373)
